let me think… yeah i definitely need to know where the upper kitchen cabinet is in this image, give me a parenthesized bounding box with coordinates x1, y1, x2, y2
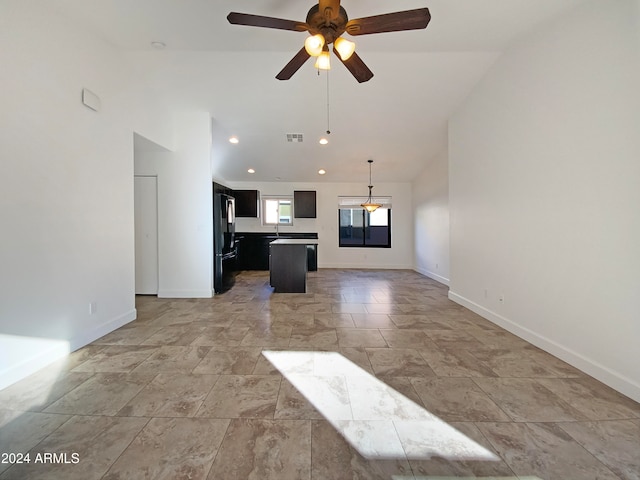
(234, 189, 260, 217)
(213, 182, 233, 197)
(294, 190, 316, 218)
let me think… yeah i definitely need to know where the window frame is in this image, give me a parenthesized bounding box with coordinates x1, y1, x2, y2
(262, 196, 294, 226)
(338, 207, 391, 248)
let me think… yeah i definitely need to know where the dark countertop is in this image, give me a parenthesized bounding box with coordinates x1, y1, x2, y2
(236, 232, 318, 239)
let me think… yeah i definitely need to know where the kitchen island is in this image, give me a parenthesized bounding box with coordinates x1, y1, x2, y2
(269, 238, 319, 293)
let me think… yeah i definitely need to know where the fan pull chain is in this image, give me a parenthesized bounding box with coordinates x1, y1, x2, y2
(326, 69, 331, 135)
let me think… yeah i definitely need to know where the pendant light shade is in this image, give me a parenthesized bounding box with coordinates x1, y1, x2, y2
(362, 199, 382, 213)
(361, 160, 382, 213)
(334, 37, 356, 61)
(304, 34, 325, 56)
(314, 49, 331, 70)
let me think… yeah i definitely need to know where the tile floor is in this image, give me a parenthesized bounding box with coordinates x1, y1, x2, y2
(0, 269, 639, 479)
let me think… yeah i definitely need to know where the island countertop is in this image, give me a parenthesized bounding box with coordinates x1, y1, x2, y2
(269, 238, 319, 245)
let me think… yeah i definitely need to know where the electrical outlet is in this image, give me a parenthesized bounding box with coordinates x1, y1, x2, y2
(498, 295, 504, 304)
(89, 301, 97, 314)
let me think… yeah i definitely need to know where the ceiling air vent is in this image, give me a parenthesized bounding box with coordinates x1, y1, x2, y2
(286, 133, 303, 143)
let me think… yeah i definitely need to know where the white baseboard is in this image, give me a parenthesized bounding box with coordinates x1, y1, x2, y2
(158, 290, 213, 298)
(68, 309, 137, 351)
(0, 337, 70, 391)
(318, 264, 414, 270)
(413, 266, 450, 286)
(448, 291, 640, 403)
(0, 309, 137, 392)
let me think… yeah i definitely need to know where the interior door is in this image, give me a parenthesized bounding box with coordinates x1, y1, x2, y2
(134, 175, 158, 294)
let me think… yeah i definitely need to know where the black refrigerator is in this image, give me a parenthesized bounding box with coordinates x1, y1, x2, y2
(213, 193, 236, 293)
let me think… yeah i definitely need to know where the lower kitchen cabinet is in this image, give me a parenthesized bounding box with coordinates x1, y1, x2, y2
(236, 232, 318, 271)
(236, 235, 273, 271)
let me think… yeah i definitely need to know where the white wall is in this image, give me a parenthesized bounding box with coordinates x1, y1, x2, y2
(0, 2, 173, 389)
(449, 0, 640, 401)
(231, 181, 414, 269)
(134, 113, 214, 298)
(412, 149, 450, 285)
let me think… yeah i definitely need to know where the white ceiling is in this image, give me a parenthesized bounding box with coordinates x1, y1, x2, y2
(48, 0, 588, 183)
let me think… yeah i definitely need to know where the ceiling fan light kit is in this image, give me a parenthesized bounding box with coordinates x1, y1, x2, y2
(227, 1, 431, 83)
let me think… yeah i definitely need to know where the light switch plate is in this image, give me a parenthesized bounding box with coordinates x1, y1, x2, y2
(82, 88, 101, 112)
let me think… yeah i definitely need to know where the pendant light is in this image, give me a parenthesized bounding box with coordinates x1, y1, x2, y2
(361, 160, 382, 213)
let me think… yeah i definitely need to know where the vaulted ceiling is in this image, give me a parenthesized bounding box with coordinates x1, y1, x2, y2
(48, 0, 588, 183)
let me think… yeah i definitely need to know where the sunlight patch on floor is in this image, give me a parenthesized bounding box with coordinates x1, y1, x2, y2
(0, 334, 70, 391)
(263, 350, 499, 462)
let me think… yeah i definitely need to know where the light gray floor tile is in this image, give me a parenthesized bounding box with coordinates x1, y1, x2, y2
(207, 419, 310, 480)
(103, 417, 229, 480)
(559, 419, 640, 479)
(477, 421, 620, 479)
(44, 373, 155, 416)
(1, 415, 148, 480)
(196, 375, 281, 418)
(2, 269, 638, 480)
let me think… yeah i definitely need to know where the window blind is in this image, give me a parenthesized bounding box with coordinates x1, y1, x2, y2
(338, 196, 392, 209)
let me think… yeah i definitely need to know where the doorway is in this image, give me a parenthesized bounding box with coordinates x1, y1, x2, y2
(134, 175, 158, 295)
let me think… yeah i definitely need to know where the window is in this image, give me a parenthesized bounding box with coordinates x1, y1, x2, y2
(262, 196, 293, 225)
(338, 198, 391, 248)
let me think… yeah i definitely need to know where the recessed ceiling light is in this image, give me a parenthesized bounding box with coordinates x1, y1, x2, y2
(319, 138, 329, 145)
(247, 168, 255, 174)
(318, 169, 326, 175)
(229, 136, 239, 144)
(151, 41, 166, 49)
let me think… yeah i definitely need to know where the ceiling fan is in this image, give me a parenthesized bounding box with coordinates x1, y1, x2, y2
(227, 0, 431, 83)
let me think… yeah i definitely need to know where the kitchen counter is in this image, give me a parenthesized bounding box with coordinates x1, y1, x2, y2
(269, 239, 319, 245)
(236, 232, 318, 271)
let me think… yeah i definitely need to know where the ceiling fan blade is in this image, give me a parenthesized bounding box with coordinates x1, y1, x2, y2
(227, 12, 308, 32)
(333, 47, 373, 83)
(276, 47, 312, 80)
(319, 0, 341, 20)
(346, 8, 431, 36)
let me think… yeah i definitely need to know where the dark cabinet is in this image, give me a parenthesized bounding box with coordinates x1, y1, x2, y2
(270, 242, 308, 293)
(294, 190, 316, 218)
(234, 190, 260, 217)
(236, 235, 273, 271)
(213, 181, 233, 197)
(237, 232, 318, 271)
